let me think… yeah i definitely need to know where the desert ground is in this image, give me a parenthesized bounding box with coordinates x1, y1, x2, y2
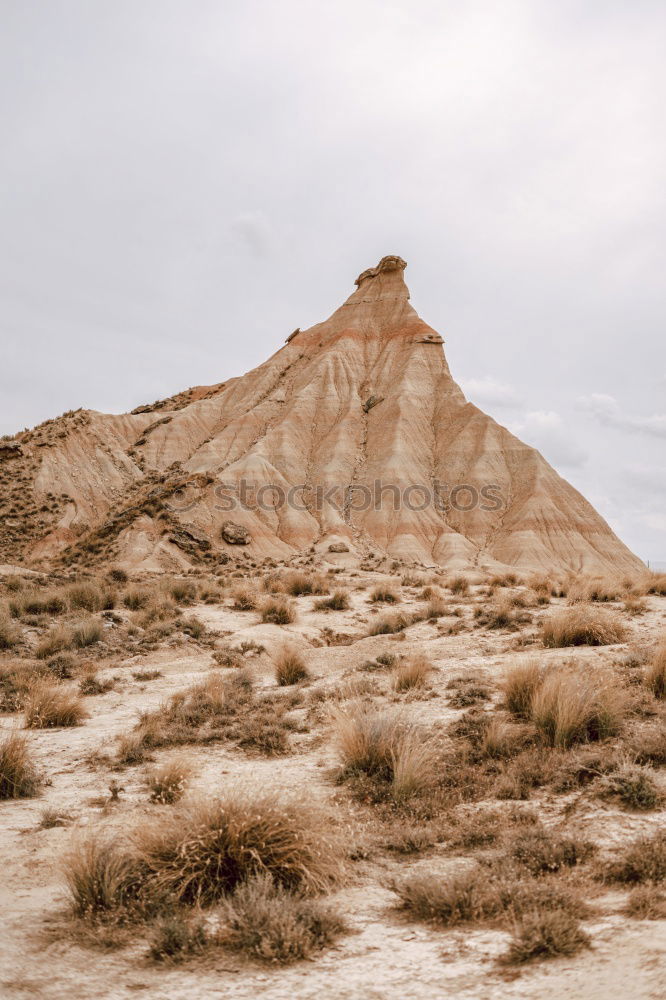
(1, 554, 665, 1000)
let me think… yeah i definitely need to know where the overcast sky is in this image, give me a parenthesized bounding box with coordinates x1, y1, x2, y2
(1, 0, 664, 562)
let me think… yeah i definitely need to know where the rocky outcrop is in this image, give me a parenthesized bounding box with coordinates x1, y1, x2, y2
(221, 522, 251, 545)
(0, 255, 644, 574)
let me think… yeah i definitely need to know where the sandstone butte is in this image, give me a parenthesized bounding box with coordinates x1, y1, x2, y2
(0, 256, 644, 575)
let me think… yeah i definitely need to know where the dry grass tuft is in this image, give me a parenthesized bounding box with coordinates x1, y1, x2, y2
(625, 885, 666, 919)
(274, 644, 310, 686)
(603, 831, 666, 884)
(148, 912, 208, 962)
(391, 655, 431, 692)
(530, 665, 626, 747)
(261, 597, 296, 625)
(393, 867, 499, 926)
(314, 590, 350, 611)
(24, 680, 87, 728)
(35, 626, 72, 660)
(283, 572, 327, 597)
(146, 757, 193, 804)
(0, 613, 19, 650)
(0, 732, 41, 798)
(645, 640, 666, 698)
(231, 586, 258, 611)
(503, 659, 543, 718)
(598, 763, 662, 811)
(132, 790, 344, 904)
(367, 612, 411, 636)
(62, 835, 142, 918)
(217, 874, 347, 963)
(332, 703, 436, 799)
(504, 907, 589, 963)
(542, 606, 627, 647)
(370, 585, 400, 604)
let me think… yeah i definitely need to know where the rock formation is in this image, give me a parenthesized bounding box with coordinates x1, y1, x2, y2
(0, 257, 644, 574)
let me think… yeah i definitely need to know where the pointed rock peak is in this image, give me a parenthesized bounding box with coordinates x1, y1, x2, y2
(342, 255, 411, 311)
(354, 255, 407, 287)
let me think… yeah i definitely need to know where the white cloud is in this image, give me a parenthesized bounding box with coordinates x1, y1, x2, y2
(459, 376, 521, 408)
(510, 410, 588, 468)
(578, 393, 666, 438)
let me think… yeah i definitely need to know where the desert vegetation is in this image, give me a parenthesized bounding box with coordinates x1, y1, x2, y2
(1, 561, 665, 994)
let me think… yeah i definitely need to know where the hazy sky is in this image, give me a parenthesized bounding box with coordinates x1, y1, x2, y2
(1, 0, 664, 562)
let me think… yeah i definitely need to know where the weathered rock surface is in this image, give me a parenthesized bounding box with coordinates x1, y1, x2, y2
(221, 521, 251, 545)
(0, 256, 644, 574)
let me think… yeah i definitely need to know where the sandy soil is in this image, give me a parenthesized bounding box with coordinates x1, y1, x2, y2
(1, 572, 665, 1000)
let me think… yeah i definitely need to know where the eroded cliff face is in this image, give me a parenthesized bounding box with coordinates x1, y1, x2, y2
(0, 257, 643, 574)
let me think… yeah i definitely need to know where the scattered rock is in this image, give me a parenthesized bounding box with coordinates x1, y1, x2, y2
(328, 542, 350, 553)
(221, 521, 251, 545)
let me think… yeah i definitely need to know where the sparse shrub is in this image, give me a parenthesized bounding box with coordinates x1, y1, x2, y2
(391, 655, 431, 692)
(66, 583, 104, 612)
(108, 567, 128, 584)
(314, 590, 350, 611)
(163, 579, 198, 604)
(123, 587, 150, 610)
(261, 597, 295, 625)
(132, 790, 344, 903)
(510, 828, 595, 875)
(217, 874, 347, 963)
(599, 763, 662, 811)
(72, 619, 103, 648)
(24, 680, 86, 728)
(530, 665, 626, 747)
(147, 757, 192, 804)
(35, 625, 72, 659)
(445, 674, 491, 708)
(0, 733, 41, 798)
(625, 885, 666, 919)
(62, 836, 141, 917)
(274, 645, 309, 686)
(46, 653, 75, 679)
(78, 665, 114, 695)
(623, 595, 647, 616)
(283, 572, 327, 597)
(367, 612, 411, 636)
(148, 912, 208, 962)
(604, 831, 666, 883)
(448, 575, 470, 595)
(0, 614, 18, 650)
(424, 596, 448, 619)
(393, 868, 499, 926)
(504, 907, 589, 963)
(542, 606, 627, 647)
(180, 615, 205, 640)
(370, 585, 400, 604)
(503, 658, 543, 718)
(645, 641, 666, 698)
(332, 704, 435, 799)
(231, 586, 258, 611)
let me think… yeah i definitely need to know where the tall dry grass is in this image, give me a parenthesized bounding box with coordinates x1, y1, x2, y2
(542, 606, 627, 647)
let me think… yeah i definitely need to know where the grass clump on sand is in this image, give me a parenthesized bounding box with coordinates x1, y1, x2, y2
(117, 671, 299, 761)
(274, 645, 310, 686)
(645, 640, 666, 698)
(603, 832, 666, 884)
(391, 655, 431, 692)
(314, 590, 350, 611)
(504, 908, 590, 963)
(542, 606, 627, 647)
(367, 612, 412, 636)
(217, 874, 347, 964)
(332, 703, 436, 800)
(0, 733, 41, 798)
(24, 680, 87, 728)
(503, 660, 626, 748)
(146, 757, 193, 804)
(261, 597, 296, 625)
